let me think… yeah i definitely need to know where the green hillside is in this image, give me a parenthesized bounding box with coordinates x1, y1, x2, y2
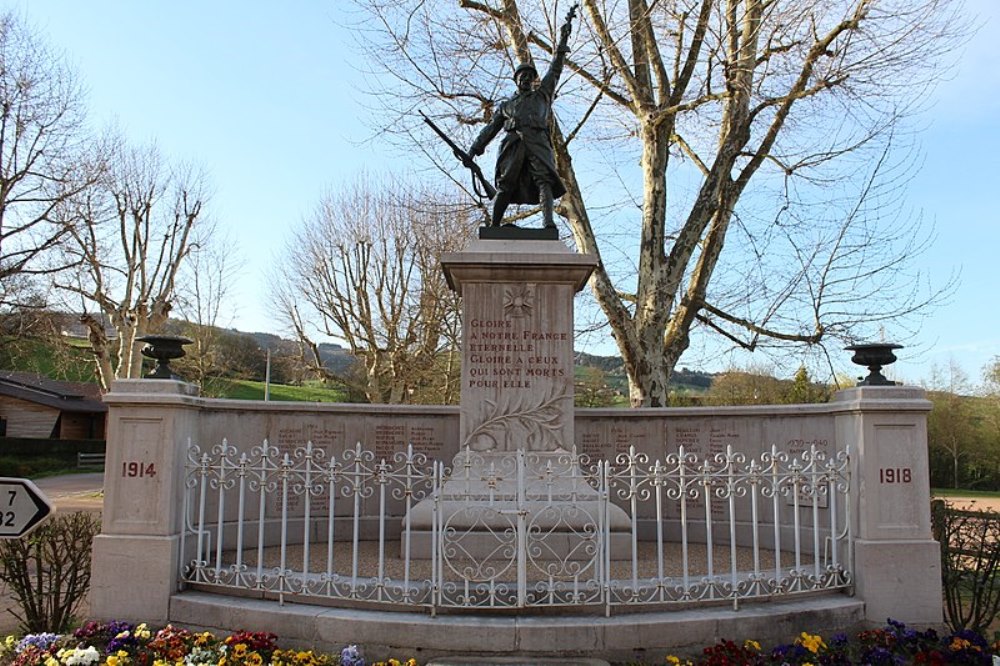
(207, 378, 348, 402)
(0, 336, 99, 383)
(0, 326, 714, 406)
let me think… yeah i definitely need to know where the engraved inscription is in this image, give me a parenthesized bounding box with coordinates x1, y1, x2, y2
(409, 424, 444, 457)
(270, 422, 345, 513)
(579, 430, 605, 459)
(374, 424, 406, 461)
(465, 318, 569, 390)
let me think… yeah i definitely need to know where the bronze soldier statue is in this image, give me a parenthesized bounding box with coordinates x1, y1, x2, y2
(466, 6, 577, 229)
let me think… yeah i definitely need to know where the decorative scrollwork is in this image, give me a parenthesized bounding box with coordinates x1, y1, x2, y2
(182, 437, 852, 612)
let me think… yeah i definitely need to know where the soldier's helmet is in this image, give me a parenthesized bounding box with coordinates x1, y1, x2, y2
(513, 63, 538, 81)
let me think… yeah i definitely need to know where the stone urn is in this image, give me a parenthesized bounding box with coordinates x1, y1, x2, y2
(137, 334, 193, 380)
(845, 343, 902, 386)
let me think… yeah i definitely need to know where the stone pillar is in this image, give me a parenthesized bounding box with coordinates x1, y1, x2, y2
(90, 379, 200, 624)
(442, 238, 597, 450)
(405, 238, 630, 557)
(833, 386, 941, 625)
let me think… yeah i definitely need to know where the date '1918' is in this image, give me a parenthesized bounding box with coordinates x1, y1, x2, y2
(122, 461, 157, 479)
(879, 467, 911, 484)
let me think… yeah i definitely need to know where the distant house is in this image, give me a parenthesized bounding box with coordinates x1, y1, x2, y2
(55, 311, 118, 342)
(0, 371, 106, 439)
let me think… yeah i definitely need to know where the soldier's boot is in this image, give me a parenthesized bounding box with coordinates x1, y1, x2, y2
(540, 183, 555, 228)
(491, 192, 511, 227)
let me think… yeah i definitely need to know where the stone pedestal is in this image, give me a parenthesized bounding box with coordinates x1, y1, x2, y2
(90, 379, 200, 624)
(406, 238, 629, 558)
(834, 386, 942, 625)
(446, 238, 595, 450)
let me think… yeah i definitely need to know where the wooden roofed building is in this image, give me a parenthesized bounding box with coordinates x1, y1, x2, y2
(0, 371, 106, 440)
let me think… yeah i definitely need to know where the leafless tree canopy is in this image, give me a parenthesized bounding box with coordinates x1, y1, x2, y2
(55, 138, 208, 390)
(170, 226, 242, 393)
(348, 0, 966, 405)
(0, 11, 94, 309)
(275, 177, 476, 404)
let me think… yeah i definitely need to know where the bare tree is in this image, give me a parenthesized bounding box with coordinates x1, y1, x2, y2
(704, 365, 785, 405)
(275, 176, 474, 404)
(574, 366, 621, 407)
(984, 358, 1000, 397)
(56, 138, 207, 390)
(349, 0, 966, 405)
(172, 229, 242, 394)
(980, 357, 1000, 478)
(0, 12, 96, 309)
(927, 360, 978, 489)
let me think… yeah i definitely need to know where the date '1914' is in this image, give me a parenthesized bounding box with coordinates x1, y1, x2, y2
(122, 461, 157, 479)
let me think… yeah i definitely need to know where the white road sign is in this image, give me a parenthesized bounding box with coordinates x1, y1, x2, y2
(0, 477, 53, 538)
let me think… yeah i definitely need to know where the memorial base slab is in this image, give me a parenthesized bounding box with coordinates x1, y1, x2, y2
(404, 450, 630, 560)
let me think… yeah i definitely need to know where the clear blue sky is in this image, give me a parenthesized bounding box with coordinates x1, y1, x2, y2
(6, 0, 999, 388)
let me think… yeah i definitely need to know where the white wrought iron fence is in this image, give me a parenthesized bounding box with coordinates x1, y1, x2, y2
(180, 440, 851, 613)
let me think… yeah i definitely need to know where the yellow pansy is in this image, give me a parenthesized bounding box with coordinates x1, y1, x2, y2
(798, 632, 826, 654)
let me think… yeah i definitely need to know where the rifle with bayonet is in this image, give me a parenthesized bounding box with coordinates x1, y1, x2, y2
(419, 110, 497, 200)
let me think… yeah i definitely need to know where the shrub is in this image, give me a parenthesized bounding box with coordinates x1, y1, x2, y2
(0, 511, 101, 633)
(0, 457, 75, 478)
(931, 500, 1000, 633)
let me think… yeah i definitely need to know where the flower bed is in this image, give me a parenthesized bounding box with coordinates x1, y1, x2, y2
(1, 619, 997, 665)
(667, 619, 1000, 665)
(0, 622, 416, 666)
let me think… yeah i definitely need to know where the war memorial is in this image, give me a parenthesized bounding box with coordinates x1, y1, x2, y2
(87, 224, 941, 661)
(89, 7, 942, 662)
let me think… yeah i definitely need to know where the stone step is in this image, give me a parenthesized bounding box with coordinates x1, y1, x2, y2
(426, 656, 610, 666)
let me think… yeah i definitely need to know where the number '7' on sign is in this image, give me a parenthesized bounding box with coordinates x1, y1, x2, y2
(0, 478, 53, 539)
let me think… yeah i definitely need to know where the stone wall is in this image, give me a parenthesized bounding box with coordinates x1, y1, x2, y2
(89, 380, 942, 627)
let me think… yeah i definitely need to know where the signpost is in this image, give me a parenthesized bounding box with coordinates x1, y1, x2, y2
(0, 477, 53, 538)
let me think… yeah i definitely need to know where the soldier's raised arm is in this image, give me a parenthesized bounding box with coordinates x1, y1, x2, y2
(558, 4, 577, 52)
(541, 4, 578, 90)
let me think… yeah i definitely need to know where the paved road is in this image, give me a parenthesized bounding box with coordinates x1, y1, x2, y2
(32, 472, 104, 513)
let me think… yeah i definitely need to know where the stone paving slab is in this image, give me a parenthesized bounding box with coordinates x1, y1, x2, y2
(426, 656, 610, 666)
(170, 590, 866, 663)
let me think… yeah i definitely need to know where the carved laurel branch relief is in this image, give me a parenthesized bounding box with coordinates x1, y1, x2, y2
(464, 384, 568, 452)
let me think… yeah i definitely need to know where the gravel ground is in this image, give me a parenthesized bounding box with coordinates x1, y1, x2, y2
(232, 539, 801, 582)
(938, 496, 1000, 512)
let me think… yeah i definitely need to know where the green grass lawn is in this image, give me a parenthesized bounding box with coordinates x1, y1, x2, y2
(210, 378, 349, 402)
